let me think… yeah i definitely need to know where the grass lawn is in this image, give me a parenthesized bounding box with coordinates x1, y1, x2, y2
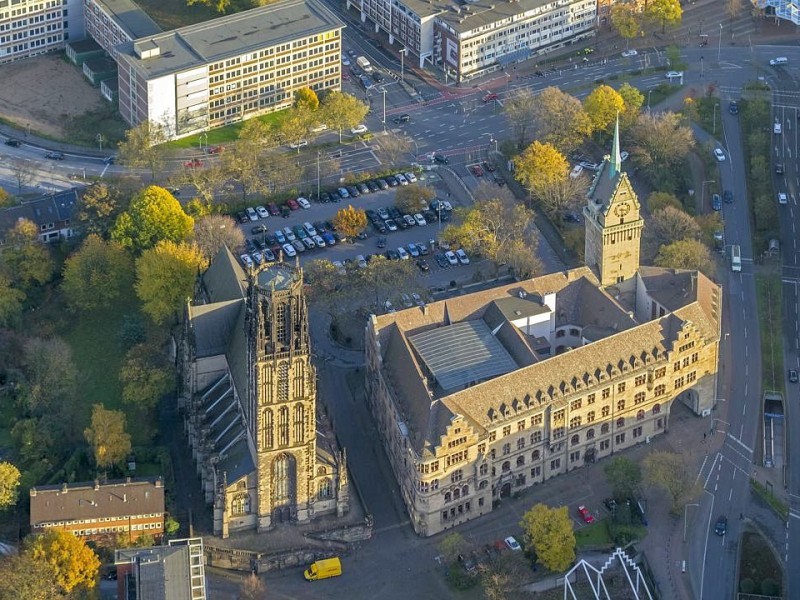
(575, 520, 612, 549)
(133, 0, 219, 31)
(739, 530, 783, 593)
(164, 109, 288, 149)
(755, 272, 784, 394)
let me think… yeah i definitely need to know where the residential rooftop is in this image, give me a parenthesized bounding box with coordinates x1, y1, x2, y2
(91, 0, 162, 40)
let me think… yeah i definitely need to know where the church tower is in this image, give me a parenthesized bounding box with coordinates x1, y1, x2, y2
(583, 116, 644, 286)
(247, 263, 318, 529)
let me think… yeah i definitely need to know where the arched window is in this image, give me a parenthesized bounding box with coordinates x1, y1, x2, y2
(231, 493, 250, 515)
(653, 403, 662, 414)
(462, 485, 469, 497)
(273, 454, 294, 503)
(444, 492, 452, 503)
(601, 423, 610, 434)
(261, 409, 273, 450)
(318, 478, 332, 499)
(278, 406, 290, 446)
(479, 480, 488, 490)
(532, 449, 540, 461)
(454, 488, 461, 500)
(586, 428, 595, 440)
(616, 417, 625, 428)
(293, 404, 305, 444)
(317, 466, 327, 476)
(516, 455, 525, 467)
(502, 461, 511, 473)
(637, 409, 645, 421)
(571, 434, 580, 446)
(479, 463, 488, 476)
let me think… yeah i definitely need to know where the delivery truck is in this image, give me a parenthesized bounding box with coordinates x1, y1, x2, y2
(731, 244, 741, 272)
(304, 557, 342, 581)
(356, 56, 373, 72)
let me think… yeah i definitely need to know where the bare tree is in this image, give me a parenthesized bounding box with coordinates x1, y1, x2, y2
(377, 131, 414, 166)
(9, 158, 35, 193)
(193, 214, 245, 260)
(502, 88, 537, 148)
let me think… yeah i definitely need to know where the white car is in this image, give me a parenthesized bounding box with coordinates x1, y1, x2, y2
(383, 299, 396, 314)
(621, 49, 638, 58)
(356, 254, 368, 268)
(282, 242, 297, 257)
(289, 140, 308, 149)
(442, 200, 453, 212)
(246, 207, 259, 221)
(504, 536, 522, 551)
(455, 248, 470, 265)
(778, 192, 788, 205)
(570, 165, 584, 179)
(774, 121, 782, 135)
(251, 251, 264, 265)
(240, 253, 254, 268)
(665, 71, 683, 79)
(297, 197, 311, 209)
(313, 234, 326, 248)
(342, 57, 351, 66)
(351, 124, 368, 135)
(404, 172, 417, 183)
(444, 250, 458, 265)
(413, 213, 427, 226)
(395, 173, 409, 185)
(403, 214, 416, 227)
(396, 247, 410, 260)
(255, 205, 269, 219)
(713, 148, 726, 162)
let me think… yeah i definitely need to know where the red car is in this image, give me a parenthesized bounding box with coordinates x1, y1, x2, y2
(267, 203, 280, 216)
(205, 145, 224, 154)
(483, 93, 499, 103)
(184, 158, 203, 168)
(577, 505, 595, 524)
(286, 198, 300, 210)
(470, 164, 484, 177)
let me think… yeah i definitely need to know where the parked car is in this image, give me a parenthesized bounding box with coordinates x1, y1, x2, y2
(411, 292, 425, 306)
(376, 236, 387, 248)
(337, 186, 350, 198)
(251, 224, 267, 235)
(282, 243, 296, 257)
(444, 251, 458, 265)
(268, 203, 280, 216)
(407, 244, 420, 258)
(356, 255, 368, 268)
(351, 124, 368, 135)
(403, 214, 416, 227)
(237, 211, 249, 224)
(395, 173, 408, 185)
(246, 207, 259, 222)
(711, 194, 722, 211)
(470, 164, 484, 177)
(376, 178, 390, 190)
(400, 293, 413, 308)
(45, 151, 65, 160)
(404, 172, 417, 183)
(504, 536, 522, 551)
(578, 505, 595, 524)
(483, 93, 499, 103)
(416, 259, 430, 272)
(413, 213, 427, 227)
(297, 196, 311, 209)
(396, 247, 410, 260)
(4, 138, 21, 147)
(665, 70, 683, 79)
(385, 219, 398, 232)
(789, 369, 798, 383)
(286, 198, 300, 210)
(282, 227, 296, 242)
(256, 205, 269, 219)
(240, 253, 254, 268)
(713, 148, 726, 162)
(322, 232, 336, 246)
(621, 49, 638, 57)
(386, 175, 399, 187)
(435, 253, 450, 268)
(455, 248, 470, 264)
(289, 140, 308, 149)
(291, 239, 305, 253)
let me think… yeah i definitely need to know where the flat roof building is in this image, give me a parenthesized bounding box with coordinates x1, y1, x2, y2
(0, 0, 85, 63)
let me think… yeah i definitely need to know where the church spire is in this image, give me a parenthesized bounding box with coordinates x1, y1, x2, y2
(609, 113, 621, 179)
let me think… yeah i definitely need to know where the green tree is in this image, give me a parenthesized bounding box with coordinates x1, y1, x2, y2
(0, 552, 61, 600)
(135, 240, 207, 324)
(0, 275, 24, 328)
(74, 183, 124, 237)
(0, 188, 14, 209)
(618, 83, 645, 129)
(294, 87, 320, 112)
(193, 214, 245, 261)
(321, 91, 369, 143)
(25, 530, 101, 594)
(584, 85, 626, 134)
(647, 191, 682, 212)
(84, 404, 132, 471)
(120, 343, 175, 411)
(112, 185, 194, 252)
(604, 456, 642, 500)
(0, 218, 55, 292)
(117, 120, 171, 179)
(332, 205, 368, 240)
(502, 88, 538, 148)
(0, 461, 21, 509)
(611, 3, 640, 44)
(530, 87, 593, 153)
(655, 239, 713, 274)
(438, 532, 468, 564)
(645, 0, 682, 33)
(164, 516, 180, 536)
(276, 107, 312, 151)
(519, 504, 575, 572)
(62, 234, 133, 312)
(394, 185, 435, 215)
(651, 206, 700, 245)
(643, 450, 695, 512)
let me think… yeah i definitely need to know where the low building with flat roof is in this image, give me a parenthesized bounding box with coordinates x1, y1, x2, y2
(115, 538, 206, 600)
(114, 0, 344, 140)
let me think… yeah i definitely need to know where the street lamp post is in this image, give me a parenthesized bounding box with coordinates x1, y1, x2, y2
(399, 48, 408, 82)
(647, 89, 653, 112)
(701, 180, 715, 209)
(713, 103, 719, 135)
(316, 151, 321, 202)
(381, 87, 387, 126)
(718, 24, 723, 62)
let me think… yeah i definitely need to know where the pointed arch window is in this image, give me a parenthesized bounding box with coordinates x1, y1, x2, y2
(293, 404, 305, 444)
(278, 406, 290, 446)
(261, 409, 273, 449)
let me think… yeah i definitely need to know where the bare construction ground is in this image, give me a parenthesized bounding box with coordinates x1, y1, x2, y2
(0, 53, 105, 138)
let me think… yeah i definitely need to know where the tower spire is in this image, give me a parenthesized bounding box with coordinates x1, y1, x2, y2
(610, 113, 621, 179)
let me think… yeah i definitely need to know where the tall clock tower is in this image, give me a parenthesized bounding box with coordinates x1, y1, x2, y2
(583, 117, 644, 286)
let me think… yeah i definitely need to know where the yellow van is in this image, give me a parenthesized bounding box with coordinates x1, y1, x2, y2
(304, 557, 342, 581)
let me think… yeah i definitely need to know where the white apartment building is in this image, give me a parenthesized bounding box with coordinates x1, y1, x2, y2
(115, 0, 344, 140)
(0, 0, 84, 63)
(352, 0, 595, 81)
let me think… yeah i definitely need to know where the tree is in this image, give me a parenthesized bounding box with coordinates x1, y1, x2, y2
(321, 91, 369, 143)
(438, 532, 468, 564)
(261, 152, 301, 193)
(61, 234, 133, 312)
(480, 554, 521, 600)
(0, 275, 24, 328)
(332, 205, 368, 240)
(604, 456, 642, 500)
(186, 0, 231, 12)
(0, 552, 61, 600)
(135, 240, 207, 324)
(655, 239, 713, 274)
(584, 85, 626, 134)
(645, 0, 682, 33)
(647, 191, 682, 212)
(618, 83, 645, 129)
(112, 185, 194, 252)
(20, 336, 78, 418)
(193, 214, 245, 261)
(353, 256, 417, 310)
(611, 3, 640, 44)
(726, 0, 743, 19)
(651, 206, 700, 246)
(643, 451, 695, 512)
(117, 120, 170, 180)
(173, 162, 228, 209)
(9, 158, 35, 193)
(0, 188, 14, 209)
(237, 117, 278, 150)
(295, 87, 320, 112)
(514, 141, 569, 196)
(276, 107, 312, 151)
(394, 185, 435, 215)
(379, 131, 414, 165)
(239, 573, 267, 600)
(223, 138, 271, 200)
(629, 112, 694, 188)
(164, 516, 180, 536)
(84, 404, 132, 471)
(74, 183, 124, 237)
(530, 87, 592, 153)
(25, 530, 101, 594)
(0, 461, 21, 510)
(519, 504, 575, 572)
(503, 88, 538, 148)
(120, 343, 175, 411)
(0, 218, 55, 292)
(503, 238, 542, 280)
